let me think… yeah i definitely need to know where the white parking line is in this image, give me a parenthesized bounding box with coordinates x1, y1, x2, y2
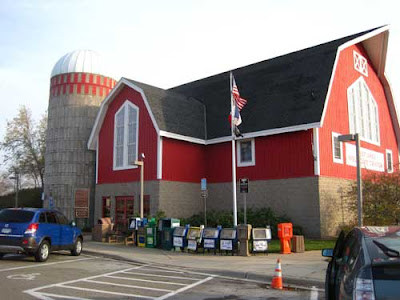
(140, 268, 185, 274)
(123, 271, 199, 280)
(83, 279, 174, 292)
(156, 276, 215, 300)
(24, 265, 148, 298)
(0, 256, 96, 272)
(59, 285, 155, 299)
(24, 263, 216, 300)
(36, 292, 91, 300)
(105, 275, 187, 286)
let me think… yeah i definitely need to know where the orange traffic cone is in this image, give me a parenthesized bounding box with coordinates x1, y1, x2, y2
(271, 258, 283, 290)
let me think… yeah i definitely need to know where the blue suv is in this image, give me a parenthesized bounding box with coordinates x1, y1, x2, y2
(0, 208, 83, 262)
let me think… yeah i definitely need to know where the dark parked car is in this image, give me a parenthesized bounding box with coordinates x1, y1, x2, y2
(0, 208, 83, 262)
(322, 226, 400, 300)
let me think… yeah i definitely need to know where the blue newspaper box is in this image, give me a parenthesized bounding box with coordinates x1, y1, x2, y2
(136, 218, 148, 247)
(173, 225, 188, 251)
(219, 228, 238, 255)
(202, 226, 221, 255)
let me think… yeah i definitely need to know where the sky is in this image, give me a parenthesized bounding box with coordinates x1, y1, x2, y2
(0, 0, 400, 171)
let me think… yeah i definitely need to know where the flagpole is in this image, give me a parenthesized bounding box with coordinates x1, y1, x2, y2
(230, 72, 238, 227)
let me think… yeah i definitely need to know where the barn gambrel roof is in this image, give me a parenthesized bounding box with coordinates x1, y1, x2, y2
(89, 26, 398, 150)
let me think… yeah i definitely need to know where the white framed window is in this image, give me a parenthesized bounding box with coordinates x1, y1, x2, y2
(386, 149, 393, 173)
(237, 139, 255, 167)
(353, 51, 368, 77)
(347, 77, 380, 145)
(113, 101, 139, 170)
(332, 132, 343, 164)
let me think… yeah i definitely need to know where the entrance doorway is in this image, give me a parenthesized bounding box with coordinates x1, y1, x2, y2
(115, 196, 134, 231)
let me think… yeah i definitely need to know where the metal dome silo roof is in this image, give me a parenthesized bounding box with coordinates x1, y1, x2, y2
(51, 50, 107, 78)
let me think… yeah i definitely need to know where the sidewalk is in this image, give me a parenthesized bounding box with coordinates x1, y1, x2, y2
(82, 235, 328, 289)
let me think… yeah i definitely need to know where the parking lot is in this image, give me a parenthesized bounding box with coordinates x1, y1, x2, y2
(0, 252, 323, 299)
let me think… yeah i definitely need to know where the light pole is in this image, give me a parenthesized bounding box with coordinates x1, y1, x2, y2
(338, 133, 363, 227)
(134, 153, 145, 219)
(9, 171, 19, 208)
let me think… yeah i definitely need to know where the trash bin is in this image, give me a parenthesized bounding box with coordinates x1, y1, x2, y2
(291, 235, 305, 253)
(277, 223, 293, 254)
(92, 217, 113, 242)
(159, 218, 180, 250)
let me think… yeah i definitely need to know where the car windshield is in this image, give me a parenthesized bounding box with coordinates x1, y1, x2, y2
(366, 237, 400, 262)
(0, 210, 35, 223)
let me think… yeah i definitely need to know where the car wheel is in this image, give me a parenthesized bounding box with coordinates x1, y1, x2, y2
(71, 238, 82, 256)
(35, 240, 50, 262)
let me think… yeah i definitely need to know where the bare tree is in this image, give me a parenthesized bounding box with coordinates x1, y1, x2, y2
(0, 172, 13, 196)
(0, 106, 47, 189)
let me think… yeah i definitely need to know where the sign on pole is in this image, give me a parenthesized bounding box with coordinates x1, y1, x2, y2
(240, 178, 249, 193)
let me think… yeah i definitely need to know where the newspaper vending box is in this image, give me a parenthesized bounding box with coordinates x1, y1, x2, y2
(219, 228, 238, 255)
(158, 218, 180, 250)
(186, 226, 204, 252)
(202, 227, 221, 255)
(172, 226, 188, 251)
(252, 226, 272, 254)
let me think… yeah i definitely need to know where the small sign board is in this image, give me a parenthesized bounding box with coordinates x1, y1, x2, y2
(204, 239, 215, 249)
(173, 236, 183, 247)
(74, 188, 89, 218)
(201, 178, 207, 191)
(240, 178, 249, 193)
(201, 189, 208, 198)
(187, 240, 197, 250)
(253, 240, 268, 252)
(220, 239, 233, 250)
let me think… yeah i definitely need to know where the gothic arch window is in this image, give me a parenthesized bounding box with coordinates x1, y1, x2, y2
(113, 101, 139, 170)
(347, 77, 380, 145)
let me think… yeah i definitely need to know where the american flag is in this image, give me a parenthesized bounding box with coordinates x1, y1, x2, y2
(231, 74, 247, 111)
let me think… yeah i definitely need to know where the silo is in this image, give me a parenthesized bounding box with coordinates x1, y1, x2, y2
(44, 50, 116, 226)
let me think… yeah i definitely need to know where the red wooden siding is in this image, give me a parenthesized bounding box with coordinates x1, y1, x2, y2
(205, 130, 314, 183)
(162, 138, 206, 182)
(320, 43, 398, 179)
(97, 86, 158, 183)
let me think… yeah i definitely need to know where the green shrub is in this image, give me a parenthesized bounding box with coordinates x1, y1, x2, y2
(180, 207, 302, 239)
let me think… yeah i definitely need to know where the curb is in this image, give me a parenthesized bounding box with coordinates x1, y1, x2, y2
(82, 249, 325, 291)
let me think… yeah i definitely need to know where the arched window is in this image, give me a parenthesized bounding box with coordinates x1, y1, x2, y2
(114, 101, 139, 169)
(347, 77, 380, 144)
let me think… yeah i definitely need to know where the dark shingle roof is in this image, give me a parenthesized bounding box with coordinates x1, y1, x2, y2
(169, 28, 380, 139)
(122, 27, 381, 141)
(124, 79, 206, 139)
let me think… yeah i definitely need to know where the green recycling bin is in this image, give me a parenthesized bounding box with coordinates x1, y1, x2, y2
(145, 218, 157, 248)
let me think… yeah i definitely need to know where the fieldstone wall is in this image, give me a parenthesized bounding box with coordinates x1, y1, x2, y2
(318, 177, 356, 237)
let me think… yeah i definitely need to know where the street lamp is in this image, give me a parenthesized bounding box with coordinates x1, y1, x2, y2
(134, 153, 145, 219)
(338, 133, 363, 227)
(9, 172, 19, 208)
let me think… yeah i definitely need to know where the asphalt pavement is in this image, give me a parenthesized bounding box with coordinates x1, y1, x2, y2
(82, 234, 328, 290)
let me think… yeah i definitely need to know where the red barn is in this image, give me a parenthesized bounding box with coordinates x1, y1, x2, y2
(88, 26, 399, 237)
